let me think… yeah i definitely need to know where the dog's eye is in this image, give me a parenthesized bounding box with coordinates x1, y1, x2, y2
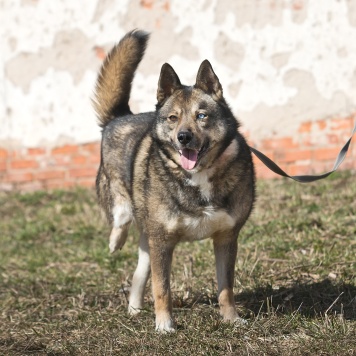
(168, 115, 178, 122)
(196, 113, 207, 120)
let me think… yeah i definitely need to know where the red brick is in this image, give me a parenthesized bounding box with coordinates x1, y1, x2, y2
(52, 145, 79, 155)
(310, 162, 335, 175)
(314, 147, 341, 161)
(300, 137, 314, 147)
(331, 118, 353, 131)
(0, 161, 6, 171)
(27, 148, 46, 155)
(11, 159, 39, 169)
(53, 156, 71, 166)
(254, 158, 289, 179)
(298, 121, 312, 133)
(35, 171, 65, 181)
(261, 137, 298, 150)
(327, 134, 339, 145)
(317, 120, 327, 130)
(82, 142, 100, 153)
(71, 155, 88, 165)
(69, 168, 97, 178)
(77, 179, 95, 188)
(89, 155, 100, 165)
(275, 149, 312, 163)
(255, 164, 281, 180)
(44, 181, 63, 190)
(287, 164, 313, 176)
(0, 148, 8, 158)
(5, 172, 33, 182)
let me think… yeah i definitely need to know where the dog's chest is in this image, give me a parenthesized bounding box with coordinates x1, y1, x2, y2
(177, 206, 235, 241)
(162, 172, 235, 241)
(185, 170, 212, 201)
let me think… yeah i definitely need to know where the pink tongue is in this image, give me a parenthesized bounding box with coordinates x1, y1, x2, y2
(180, 149, 198, 170)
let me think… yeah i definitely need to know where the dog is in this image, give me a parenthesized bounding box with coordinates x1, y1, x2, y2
(93, 29, 255, 332)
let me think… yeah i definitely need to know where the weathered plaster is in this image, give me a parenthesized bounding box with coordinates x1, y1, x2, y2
(0, 0, 356, 148)
(239, 70, 351, 141)
(5, 29, 101, 92)
(347, 0, 356, 27)
(291, 0, 309, 24)
(215, 32, 245, 73)
(215, 0, 285, 28)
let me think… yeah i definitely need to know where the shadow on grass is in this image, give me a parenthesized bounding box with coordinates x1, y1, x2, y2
(237, 279, 356, 320)
(174, 279, 356, 320)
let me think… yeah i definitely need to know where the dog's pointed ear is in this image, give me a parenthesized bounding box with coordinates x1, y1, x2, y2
(195, 60, 223, 101)
(157, 63, 182, 105)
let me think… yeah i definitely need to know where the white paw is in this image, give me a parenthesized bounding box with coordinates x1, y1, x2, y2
(109, 227, 128, 253)
(222, 310, 248, 326)
(109, 239, 122, 254)
(155, 318, 175, 333)
(233, 316, 248, 326)
(223, 315, 248, 326)
(128, 305, 142, 316)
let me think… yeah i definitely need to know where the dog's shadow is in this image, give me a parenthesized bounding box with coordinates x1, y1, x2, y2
(237, 279, 356, 320)
(176, 279, 356, 320)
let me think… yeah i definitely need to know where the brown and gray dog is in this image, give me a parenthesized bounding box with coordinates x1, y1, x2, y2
(93, 30, 255, 332)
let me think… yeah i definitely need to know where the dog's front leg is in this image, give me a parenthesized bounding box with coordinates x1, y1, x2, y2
(213, 232, 245, 324)
(149, 238, 175, 332)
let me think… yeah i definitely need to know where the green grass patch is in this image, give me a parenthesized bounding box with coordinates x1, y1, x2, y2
(0, 172, 355, 355)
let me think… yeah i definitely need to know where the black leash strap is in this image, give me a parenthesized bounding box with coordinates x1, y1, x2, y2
(249, 121, 356, 183)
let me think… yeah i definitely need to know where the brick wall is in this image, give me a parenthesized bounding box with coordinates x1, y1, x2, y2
(0, 143, 100, 191)
(251, 115, 356, 180)
(0, 116, 355, 192)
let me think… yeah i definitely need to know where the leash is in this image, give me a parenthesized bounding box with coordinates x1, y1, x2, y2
(249, 121, 356, 183)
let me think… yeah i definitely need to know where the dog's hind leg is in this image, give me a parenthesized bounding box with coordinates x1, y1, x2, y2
(109, 201, 132, 253)
(128, 232, 151, 315)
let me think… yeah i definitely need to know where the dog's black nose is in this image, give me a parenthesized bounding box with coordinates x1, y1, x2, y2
(177, 131, 193, 145)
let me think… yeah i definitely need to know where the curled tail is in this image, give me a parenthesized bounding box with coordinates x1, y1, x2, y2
(93, 29, 150, 128)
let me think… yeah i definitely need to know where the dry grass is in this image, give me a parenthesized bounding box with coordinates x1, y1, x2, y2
(0, 172, 355, 355)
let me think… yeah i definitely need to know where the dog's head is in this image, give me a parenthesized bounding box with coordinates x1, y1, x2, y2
(154, 60, 238, 172)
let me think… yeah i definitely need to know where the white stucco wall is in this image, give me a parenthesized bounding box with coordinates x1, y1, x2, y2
(1, 0, 356, 148)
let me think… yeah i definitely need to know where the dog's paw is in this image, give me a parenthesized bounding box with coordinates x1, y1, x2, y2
(109, 239, 121, 254)
(109, 227, 128, 253)
(232, 316, 248, 326)
(223, 314, 248, 326)
(221, 308, 248, 326)
(128, 305, 142, 316)
(155, 318, 175, 333)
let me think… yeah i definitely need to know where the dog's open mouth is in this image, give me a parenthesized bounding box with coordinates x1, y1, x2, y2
(178, 143, 209, 170)
(179, 149, 198, 170)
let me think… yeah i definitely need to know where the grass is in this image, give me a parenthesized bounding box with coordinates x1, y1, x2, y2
(0, 171, 355, 355)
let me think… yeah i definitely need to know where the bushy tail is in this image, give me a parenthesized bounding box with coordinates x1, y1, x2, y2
(93, 29, 150, 128)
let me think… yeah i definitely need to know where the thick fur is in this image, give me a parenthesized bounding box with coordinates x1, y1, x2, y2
(94, 29, 255, 332)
